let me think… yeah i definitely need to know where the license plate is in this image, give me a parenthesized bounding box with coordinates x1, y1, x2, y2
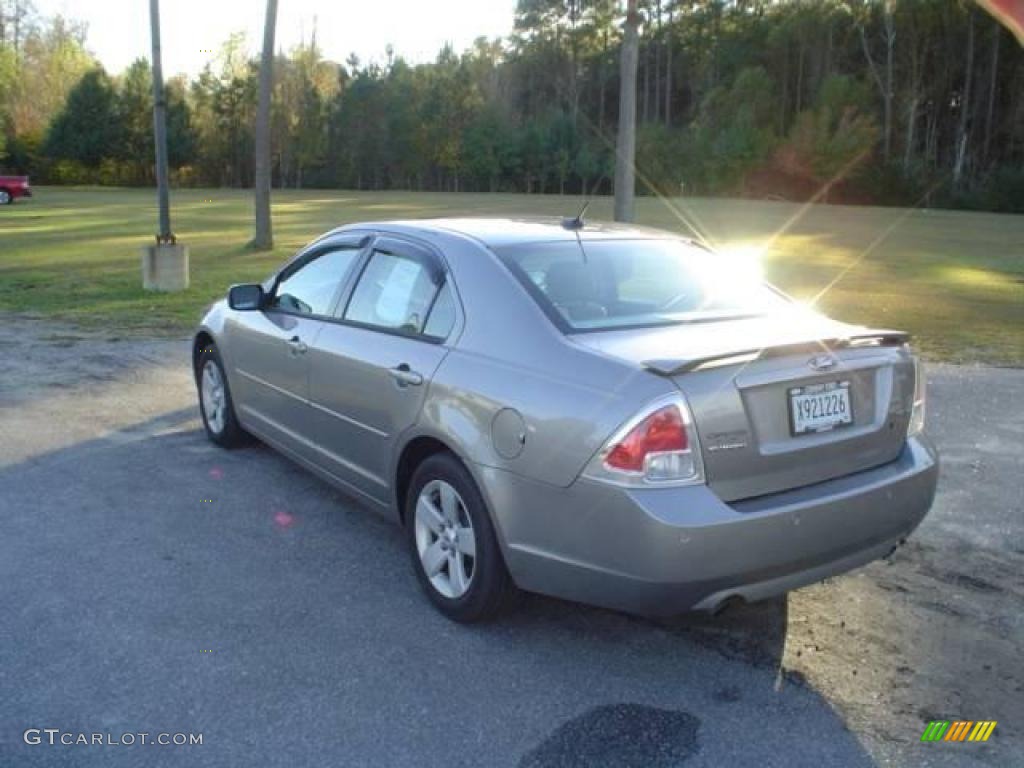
(788, 380, 853, 435)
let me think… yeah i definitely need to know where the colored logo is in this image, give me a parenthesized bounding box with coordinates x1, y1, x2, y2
(921, 721, 997, 742)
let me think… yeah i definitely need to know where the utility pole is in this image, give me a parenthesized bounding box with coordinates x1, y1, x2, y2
(253, 0, 279, 250)
(150, 0, 171, 242)
(142, 0, 189, 291)
(614, 0, 640, 223)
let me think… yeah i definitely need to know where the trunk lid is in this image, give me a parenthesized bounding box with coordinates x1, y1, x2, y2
(575, 313, 915, 501)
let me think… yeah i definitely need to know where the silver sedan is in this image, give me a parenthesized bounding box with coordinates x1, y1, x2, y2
(193, 218, 938, 622)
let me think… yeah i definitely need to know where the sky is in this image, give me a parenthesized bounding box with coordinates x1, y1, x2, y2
(35, 0, 519, 77)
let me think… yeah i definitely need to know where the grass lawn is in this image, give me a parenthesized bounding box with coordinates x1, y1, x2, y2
(1, 186, 1022, 364)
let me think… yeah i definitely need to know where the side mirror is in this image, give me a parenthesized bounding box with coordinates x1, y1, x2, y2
(228, 283, 265, 311)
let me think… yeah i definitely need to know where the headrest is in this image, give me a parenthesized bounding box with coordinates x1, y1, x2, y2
(545, 261, 600, 305)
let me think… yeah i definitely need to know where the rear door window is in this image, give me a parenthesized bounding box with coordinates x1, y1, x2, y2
(343, 246, 450, 338)
(422, 281, 457, 339)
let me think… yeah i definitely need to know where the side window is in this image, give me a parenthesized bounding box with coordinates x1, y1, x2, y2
(271, 248, 360, 316)
(423, 281, 456, 339)
(344, 249, 440, 335)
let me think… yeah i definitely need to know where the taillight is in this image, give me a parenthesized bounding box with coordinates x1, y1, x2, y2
(908, 357, 926, 436)
(585, 395, 704, 486)
(605, 405, 687, 470)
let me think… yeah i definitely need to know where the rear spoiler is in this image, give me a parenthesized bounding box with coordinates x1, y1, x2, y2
(642, 330, 910, 376)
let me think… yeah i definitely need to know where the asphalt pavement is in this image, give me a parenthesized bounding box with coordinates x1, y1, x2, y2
(0, 317, 1020, 767)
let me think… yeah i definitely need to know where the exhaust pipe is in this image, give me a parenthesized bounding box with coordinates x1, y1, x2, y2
(710, 594, 746, 616)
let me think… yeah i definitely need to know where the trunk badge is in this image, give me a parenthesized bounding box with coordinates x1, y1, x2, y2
(808, 354, 837, 372)
(706, 431, 749, 452)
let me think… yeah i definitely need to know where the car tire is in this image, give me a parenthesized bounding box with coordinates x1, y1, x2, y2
(0, 189, 11, 205)
(196, 344, 247, 449)
(406, 453, 517, 622)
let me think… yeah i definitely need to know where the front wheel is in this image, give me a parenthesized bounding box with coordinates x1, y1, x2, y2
(406, 453, 517, 622)
(196, 345, 247, 448)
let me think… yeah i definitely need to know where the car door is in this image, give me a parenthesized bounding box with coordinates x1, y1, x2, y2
(306, 236, 461, 505)
(225, 238, 367, 461)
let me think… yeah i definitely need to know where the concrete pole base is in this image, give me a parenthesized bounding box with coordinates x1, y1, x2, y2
(141, 243, 190, 292)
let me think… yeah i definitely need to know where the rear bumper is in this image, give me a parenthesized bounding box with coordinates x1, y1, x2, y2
(480, 435, 938, 616)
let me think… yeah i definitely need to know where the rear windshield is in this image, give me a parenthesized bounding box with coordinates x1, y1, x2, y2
(494, 239, 789, 332)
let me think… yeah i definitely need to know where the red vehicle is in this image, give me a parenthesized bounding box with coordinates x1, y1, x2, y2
(0, 175, 31, 205)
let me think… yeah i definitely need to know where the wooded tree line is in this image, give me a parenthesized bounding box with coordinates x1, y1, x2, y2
(1, 0, 1022, 211)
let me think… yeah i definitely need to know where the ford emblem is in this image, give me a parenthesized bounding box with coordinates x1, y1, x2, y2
(808, 354, 838, 371)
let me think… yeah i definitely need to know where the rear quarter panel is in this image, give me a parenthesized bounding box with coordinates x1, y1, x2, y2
(409, 230, 673, 489)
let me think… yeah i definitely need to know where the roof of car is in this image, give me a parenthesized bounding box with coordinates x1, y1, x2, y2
(341, 217, 691, 249)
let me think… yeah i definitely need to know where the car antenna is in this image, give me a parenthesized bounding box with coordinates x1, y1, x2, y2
(561, 199, 589, 231)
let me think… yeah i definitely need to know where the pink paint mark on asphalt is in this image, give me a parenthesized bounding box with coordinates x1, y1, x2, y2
(273, 511, 295, 528)
(209, 467, 224, 480)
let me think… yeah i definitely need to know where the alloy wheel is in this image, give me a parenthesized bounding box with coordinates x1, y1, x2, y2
(201, 360, 227, 435)
(414, 479, 477, 598)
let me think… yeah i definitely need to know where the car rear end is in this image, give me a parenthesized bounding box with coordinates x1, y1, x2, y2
(489, 233, 938, 615)
(0, 175, 31, 203)
(646, 333, 935, 614)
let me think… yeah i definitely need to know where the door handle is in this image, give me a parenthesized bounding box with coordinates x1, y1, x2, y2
(286, 335, 308, 355)
(388, 364, 423, 387)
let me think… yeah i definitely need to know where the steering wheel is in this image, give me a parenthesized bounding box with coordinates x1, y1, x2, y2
(276, 293, 312, 315)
